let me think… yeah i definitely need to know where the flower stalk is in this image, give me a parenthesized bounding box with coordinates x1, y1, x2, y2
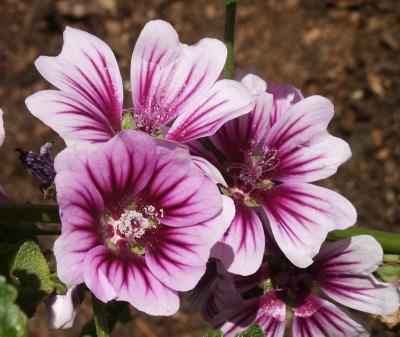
(328, 227, 400, 254)
(92, 294, 110, 337)
(0, 203, 60, 223)
(223, 0, 237, 79)
(1, 203, 400, 254)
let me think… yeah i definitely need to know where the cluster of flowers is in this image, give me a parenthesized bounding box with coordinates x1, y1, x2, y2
(1, 20, 398, 336)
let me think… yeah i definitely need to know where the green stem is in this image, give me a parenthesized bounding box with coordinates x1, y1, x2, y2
(223, 0, 237, 79)
(328, 227, 400, 254)
(1, 203, 400, 254)
(92, 294, 110, 337)
(0, 203, 60, 223)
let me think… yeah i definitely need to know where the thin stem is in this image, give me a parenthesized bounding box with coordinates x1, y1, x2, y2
(0, 203, 60, 223)
(327, 227, 400, 254)
(92, 294, 110, 337)
(1, 203, 400, 254)
(223, 0, 237, 79)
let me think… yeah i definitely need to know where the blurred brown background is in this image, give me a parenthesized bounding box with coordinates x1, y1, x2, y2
(0, 0, 399, 336)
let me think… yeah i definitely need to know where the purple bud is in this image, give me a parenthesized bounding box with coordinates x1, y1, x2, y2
(16, 142, 56, 190)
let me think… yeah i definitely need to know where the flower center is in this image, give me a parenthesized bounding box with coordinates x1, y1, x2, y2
(225, 147, 280, 205)
(266, 257, 314, 307)
(104, 204, 163, 255)
(121, 108, 164, 137)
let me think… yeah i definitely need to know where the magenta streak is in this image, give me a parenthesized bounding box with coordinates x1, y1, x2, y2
(319, 259, 359, 272)
(270, 114, 308, 149)
(148, 181, 202, 217)
(63, 75, 104, 110)
(277, 202, 315, 227)
(177, 99, 228, 139)
(133, 263, 156, 296)
(89, 49, 121, 128)
(155, 250, 191, 275)
(320, 307, 353, 333)
(61, 77, 118, 134)
(257, 315, 280, 337)
(236, 209, 258, 252)
(74, 67, 108, 108)
(224, 308, 257, 335)
(316, 249, 358, 269)
(172, 62, 210, 109)
(321, 278, 375, 300)
(140, 42, 166, 104)
(265, 203, 302, 243)
(68, 187, 102, 220)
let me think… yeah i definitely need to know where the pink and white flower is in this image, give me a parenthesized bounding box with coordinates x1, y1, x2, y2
(53, 130, 234, 315)
(208, 235, 399, 337)
(202, 74, 356, 273)
(26, 21, 253, 145)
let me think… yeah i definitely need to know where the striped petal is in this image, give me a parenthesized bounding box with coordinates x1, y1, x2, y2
(261, 182, 356, 268)
(167, 79, 254, 142)
(319, 274, 399, 316)
(191, 155, 227, 187)
(293, 295, 368, 337)
(215, 292, 286, 337)
(313, 236, 399, 315)
(214, 298, 259, 337)
(27, 27, 123, 144)
(264, 95, 351, 182)
(26, 91, 119, 144)
(55, 171, 104, 234)
(54, 231, 100, 286)
(143, 142, 222, 227)
(313, 235, 384, 275)
(131, 20, 227, 127)
(145, 196, 235, 291)
(266, 82, 303, 131)
(53, 172, 103, 284)
(212, 204, 265, 276)
(83, 245, 179, 316)
(55, 131, 157, 211)
(211, 74, 273, 163)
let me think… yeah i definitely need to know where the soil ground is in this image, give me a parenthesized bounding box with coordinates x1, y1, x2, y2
(0, 0, 399, 336)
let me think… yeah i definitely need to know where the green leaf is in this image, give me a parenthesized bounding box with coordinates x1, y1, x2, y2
(10, 241, 54, 316)
(0, 276, 27, 337)
(236, 325, 265, 337)
(203, 330, 223, 337)
(377, 264, 400, 283)
(50, 274, 68, 295)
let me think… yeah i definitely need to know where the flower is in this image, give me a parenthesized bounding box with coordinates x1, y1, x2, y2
(53, 131, 234, 315)
(207, 235, 399, 337)
(194, 73, 356, 273)
(45, 286, 80, 330)
(26, 21, 253, 146)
